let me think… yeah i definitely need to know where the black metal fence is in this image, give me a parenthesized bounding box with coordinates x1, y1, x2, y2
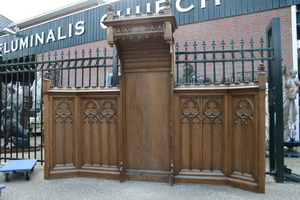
(0, 39, 275, 163)
(0, 47, 118, 162)
(175, 37, 273, 85)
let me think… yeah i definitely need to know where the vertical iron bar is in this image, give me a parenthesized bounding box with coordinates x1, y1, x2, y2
(40, 61, 45, 162)
(267, 26, 276, 174)
(89, 48, 92, 87)
(260, 36, 265, 64)
(74, 50, 78, 87)
(184, 41, 188, 84)
(175, 42, 179, 83)
(22, 70, 26, 159)
(193, 40, 198, 84)
(104, 47, 107, 86)
(39, 54, 44, 161)
(212, 40, 216, 83)
(9, 63, 14, 159)
(4, 67, 8, 161)
(54, 52, 57, 87)
(96, 47, 100, 87)
(230, 38, 235, 82)
(221, 39, 225, 83)
(240, 38, 245, 82)
(203, 40, 207, 82)
(16, 72, 20, 159)
(270, 18, 284, 183)
(81, 49, 85, 87)
(34, 70, 38, 159)
(60, 51, 64, 87)
(250, 37, 255, 81)
(28, 54, 33, 159)
(67, 50, 71, 86)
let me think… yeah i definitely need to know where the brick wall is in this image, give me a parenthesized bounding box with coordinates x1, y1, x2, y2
(174, 6, 294, 70)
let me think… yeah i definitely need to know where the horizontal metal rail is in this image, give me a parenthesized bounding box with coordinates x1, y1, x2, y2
(176, 57, 273, 63)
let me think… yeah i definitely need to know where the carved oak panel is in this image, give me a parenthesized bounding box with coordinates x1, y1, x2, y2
(178, 96, 223, 173)
(231, 96, 256, 181)
(53, 98, 75, 169)
(81, 98, 118, 168)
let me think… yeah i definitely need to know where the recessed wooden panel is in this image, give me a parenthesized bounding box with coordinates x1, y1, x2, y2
(44, 91, 121, 180)
(173, 90, 265, 193)
(177, 96, 224, 173)
(81, 98, 118, 168)
(231, 96, 256, 181)
(125, 72, 171, 171)
(53, 98, 75, 169)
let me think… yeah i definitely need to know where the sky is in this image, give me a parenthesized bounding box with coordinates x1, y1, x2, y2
(0, 0, 89, 22)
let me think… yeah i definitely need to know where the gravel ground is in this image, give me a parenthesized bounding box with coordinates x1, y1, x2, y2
(0, 157, 300, 200)
(0, 145, 299, 199)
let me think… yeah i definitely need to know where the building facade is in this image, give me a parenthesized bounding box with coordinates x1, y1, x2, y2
(0, 0, 299, 139)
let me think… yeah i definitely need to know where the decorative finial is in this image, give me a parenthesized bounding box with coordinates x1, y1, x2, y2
(165, 0, 171, 7)
(258, 63, 265, 72)
(107, 4, 114, 13)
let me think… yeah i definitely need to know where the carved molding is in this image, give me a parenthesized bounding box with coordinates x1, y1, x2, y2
(114, 23, 164, 35)
(55, 99, 73, 123)
(234, 97, 254, 125)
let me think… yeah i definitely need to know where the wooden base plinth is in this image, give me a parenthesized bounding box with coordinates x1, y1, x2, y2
(125, 169, 173, 183)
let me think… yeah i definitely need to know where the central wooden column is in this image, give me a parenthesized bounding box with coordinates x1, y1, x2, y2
(104, 3, 177, 182)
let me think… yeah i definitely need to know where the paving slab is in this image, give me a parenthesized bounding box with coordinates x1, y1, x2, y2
(0, 161, 300, 200)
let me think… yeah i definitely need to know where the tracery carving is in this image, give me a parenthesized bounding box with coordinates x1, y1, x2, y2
(145, 24, 163, 32)
(82, 99, 117, 124)
(55, 99, 73, 123)
(114, 26, 133, 34)
(100, 100, 117, 123)
(234, 97, 254, 125)
(181, 97, 201, 124)
(83, 99, 100, 123)
(203, 98, 222, 124)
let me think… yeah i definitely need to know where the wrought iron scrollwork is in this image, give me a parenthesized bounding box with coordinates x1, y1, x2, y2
(181, 97, 201, 124)
(234, 97, 254, 125)
(203, 98, 222, 124)
(55, 99, 73, 123)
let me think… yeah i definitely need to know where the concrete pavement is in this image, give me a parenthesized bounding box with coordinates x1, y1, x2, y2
(0, 160, 300, 200)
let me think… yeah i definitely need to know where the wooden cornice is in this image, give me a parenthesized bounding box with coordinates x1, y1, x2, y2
(103, 3, 177, 47)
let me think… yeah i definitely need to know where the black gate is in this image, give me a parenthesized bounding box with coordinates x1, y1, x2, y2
(267, 18, 300, 183)
(0, 47, 119, 163)
(267, 18, 284, 183)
